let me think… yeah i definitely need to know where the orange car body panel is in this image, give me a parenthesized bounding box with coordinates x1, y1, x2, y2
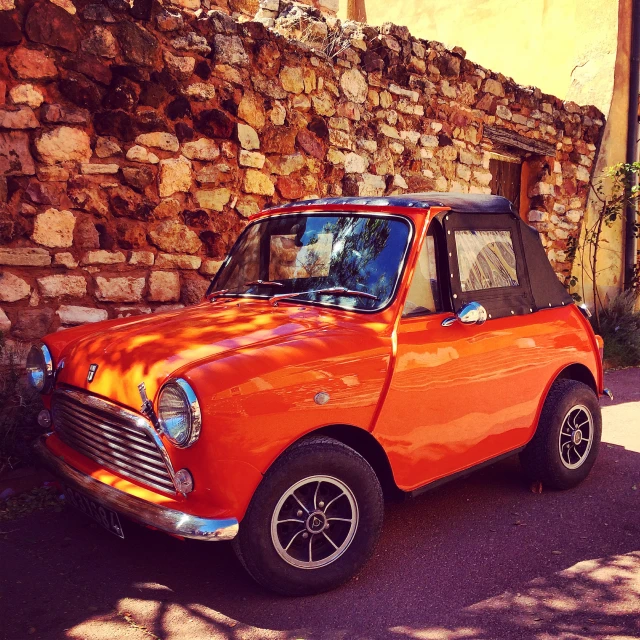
(41, 204, 603, 522)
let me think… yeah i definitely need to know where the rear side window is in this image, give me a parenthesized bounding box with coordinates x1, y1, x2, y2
(454, 230, 519, 292)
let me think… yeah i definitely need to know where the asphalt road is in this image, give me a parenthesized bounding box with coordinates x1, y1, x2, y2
(1, 369, 639, 640)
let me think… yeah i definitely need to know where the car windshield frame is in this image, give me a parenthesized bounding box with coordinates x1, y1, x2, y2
(206, 211, 415, 314)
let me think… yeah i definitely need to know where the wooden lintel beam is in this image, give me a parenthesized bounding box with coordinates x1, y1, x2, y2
(484, 125, 556, 157)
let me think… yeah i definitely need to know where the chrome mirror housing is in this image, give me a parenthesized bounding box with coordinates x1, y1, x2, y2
(442, 302, 488, 327)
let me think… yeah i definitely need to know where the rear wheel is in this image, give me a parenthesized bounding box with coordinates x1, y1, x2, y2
(520, 379, 602, 489)
(234, 436, 384, 596)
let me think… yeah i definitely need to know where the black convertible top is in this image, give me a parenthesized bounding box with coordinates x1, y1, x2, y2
(275, 193, 517, 215)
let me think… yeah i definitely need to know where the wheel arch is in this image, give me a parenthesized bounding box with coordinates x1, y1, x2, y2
(268, 424, 402, 501)
(554, 363, 598, 394)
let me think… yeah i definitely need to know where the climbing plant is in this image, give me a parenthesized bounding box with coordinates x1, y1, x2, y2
(568, 162, 640, 332)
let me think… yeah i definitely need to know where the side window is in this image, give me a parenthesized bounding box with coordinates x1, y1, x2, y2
(403, 230, 441, 317)
(454, 230, 519, 292)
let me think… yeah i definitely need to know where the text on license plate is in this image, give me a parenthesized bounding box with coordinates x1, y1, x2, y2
(64, 485, 124, 538)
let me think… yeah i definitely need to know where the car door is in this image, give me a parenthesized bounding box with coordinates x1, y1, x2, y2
(374, 216, 551, 492)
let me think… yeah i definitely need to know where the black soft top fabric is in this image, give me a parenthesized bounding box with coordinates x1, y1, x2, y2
(274, 193, 517, 214)
(434, 210, 573, 318)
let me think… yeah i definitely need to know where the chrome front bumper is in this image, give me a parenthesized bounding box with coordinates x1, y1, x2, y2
(35, 437, 239, 541)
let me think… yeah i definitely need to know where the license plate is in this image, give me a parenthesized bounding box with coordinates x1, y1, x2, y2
(64, 485, 124, 538)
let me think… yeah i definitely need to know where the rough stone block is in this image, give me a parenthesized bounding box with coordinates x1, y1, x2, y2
(0, 248, 51, 267)
(95, 276, 145, 302)
(32, 209, 75, 248)
(149, 271, 180, 302)
(57, 305, 108, 325)
(0, 273, 30, 302)
(38, 274, 87, 298)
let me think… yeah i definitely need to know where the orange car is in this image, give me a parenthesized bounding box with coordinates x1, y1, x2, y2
(31, 194, 609, 595)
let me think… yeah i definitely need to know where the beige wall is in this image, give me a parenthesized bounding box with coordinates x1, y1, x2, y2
(339, 0, 619, 116)
(570, 0, 630, 308)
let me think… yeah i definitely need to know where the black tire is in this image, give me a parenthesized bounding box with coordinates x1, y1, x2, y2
(520, 379, 602, 490)
(233, 436, 384, 596)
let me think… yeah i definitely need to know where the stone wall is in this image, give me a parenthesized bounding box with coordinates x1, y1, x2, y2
(0, 0, 604, 344)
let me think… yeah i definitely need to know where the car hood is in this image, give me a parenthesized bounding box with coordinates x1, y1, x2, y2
(49, 300, 333, 410)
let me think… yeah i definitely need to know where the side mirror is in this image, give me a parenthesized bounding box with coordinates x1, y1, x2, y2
(441, 302, 488, 327)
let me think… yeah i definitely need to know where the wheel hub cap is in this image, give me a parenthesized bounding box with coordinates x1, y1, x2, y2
(306, 511, 327, 533)
(558, 405, 593, 470)
(270, 475, 359, 569)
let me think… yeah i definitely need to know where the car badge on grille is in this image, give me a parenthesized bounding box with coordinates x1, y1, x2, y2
(87, 364, 99, 382)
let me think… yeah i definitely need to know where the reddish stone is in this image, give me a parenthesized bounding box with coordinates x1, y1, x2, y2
(122, 166, 155, 192)
(42, 104, 90, 125)
(103, 76, 141, 111)
(72, 217, 99, 249)
(475, 93, 496, 113)
(406, 175, 435, 191)
(116, 219, 147, 249)
(109, 186, 153, 221)
(256, 41, 281, 78)
(25, 181, 66, 206)
(308, 116, 329, 140)
(0, 132, 35, 176)
(261, 126, 297, 155)
(0, 13, 22, 46)
(112, 64, 150, 83)
(68, 178, 109, 217)
(166, 96, 191, 120)
(59, 73, 104, 110)
(362, 51, 384, 73)
(8, 47, 58, 80)
(94, 110, 136, 141)
(130, 0, 153, 20)
(139, 82, 167, 108)
(276, 176, 305, 200)
(175, 122, 194, 141)
(183, 209, 211, 228)
(118, 22, 159, 67)
(297, 129, 325, 160)
(135, 110, 169, 133)
(181, 274, 209, 305)
(12, 308, 55, 340)
(25, 2, 80, 52)
(64, 54, 113, 86)
(195, 109, 235, 139)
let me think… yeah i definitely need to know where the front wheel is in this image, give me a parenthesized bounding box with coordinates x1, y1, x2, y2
(233, 436, 384, 596)
(520, 379, 602, 490)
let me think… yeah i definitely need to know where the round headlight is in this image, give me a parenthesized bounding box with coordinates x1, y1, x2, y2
(26, 343, 53, 393)
(157, 379, 201, 448)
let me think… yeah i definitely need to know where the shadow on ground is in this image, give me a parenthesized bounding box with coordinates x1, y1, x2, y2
(1, 370, 638, 640)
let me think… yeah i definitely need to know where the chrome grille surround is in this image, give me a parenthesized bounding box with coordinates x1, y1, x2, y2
(51, 388, 177, 495)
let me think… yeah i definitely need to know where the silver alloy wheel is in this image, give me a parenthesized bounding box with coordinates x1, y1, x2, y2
(270, 475, 359, 569)
(558, 404, 594, 469)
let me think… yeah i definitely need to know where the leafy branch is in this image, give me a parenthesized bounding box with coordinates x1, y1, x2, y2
(569, 162, 640, 332)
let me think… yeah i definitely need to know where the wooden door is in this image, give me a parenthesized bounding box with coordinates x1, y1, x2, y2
(489, 158, 522, 212)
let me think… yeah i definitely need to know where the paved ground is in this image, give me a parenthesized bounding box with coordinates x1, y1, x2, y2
(1, 369, 639, 640)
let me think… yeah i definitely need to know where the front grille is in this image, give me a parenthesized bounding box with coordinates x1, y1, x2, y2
(51, 388, 176, 495)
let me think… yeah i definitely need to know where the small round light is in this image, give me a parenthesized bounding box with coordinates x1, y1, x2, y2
(37, 409, 51, 430)
(26, 343, 53, 393)
(157, 379, 202, 448)
(174, 468, 194, 494)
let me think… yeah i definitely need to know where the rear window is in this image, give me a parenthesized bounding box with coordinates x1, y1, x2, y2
(455, 230, 519, 292)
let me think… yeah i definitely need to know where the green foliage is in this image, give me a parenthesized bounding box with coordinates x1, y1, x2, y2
(590, 290, 640, 368)
(0, 334, 43, 474)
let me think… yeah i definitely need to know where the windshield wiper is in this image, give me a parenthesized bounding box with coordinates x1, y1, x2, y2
(270, 287, 378, 306)
(244, 280, 285, 287)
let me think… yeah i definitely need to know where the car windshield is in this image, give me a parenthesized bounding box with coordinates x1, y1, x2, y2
(209, 213, 412, 311)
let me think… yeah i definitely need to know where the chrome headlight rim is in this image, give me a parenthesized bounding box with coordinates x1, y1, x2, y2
(26, 342, 54, 393)
(157, 378, 202, 449)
